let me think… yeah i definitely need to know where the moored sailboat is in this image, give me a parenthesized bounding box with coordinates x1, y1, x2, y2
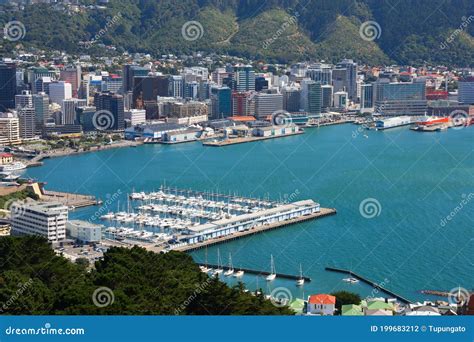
(266, 254, 276, 281)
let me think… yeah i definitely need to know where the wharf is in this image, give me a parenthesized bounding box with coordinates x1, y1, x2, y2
(197, 263, 311, 282)
(305, 120, 353, 128)
(42, 190, 101, 208)
(202, 131, 304, 147)
(325, 267, 412, 304)
(173, 208, 336, 253)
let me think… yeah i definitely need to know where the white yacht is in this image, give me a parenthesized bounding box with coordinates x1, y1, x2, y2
(0, 161, 26, 172)
(296, 264, 304, 286)
(224, 253, 234, 276)
(233, 268, 244, 278)
(266, 254, 276, 281)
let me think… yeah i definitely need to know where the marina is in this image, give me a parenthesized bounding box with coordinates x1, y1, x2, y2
(99, 186, 334, 251)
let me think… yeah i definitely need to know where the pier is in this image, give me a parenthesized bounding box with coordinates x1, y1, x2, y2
(202, 131, 304, 147)
(42, 190, 101, 208)
(172, 208, 337, 253)
(325, 267, 412, 304)
(197, 263, 311, 282)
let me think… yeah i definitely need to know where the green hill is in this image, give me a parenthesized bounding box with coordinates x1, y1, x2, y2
(0, 0, 473, 66)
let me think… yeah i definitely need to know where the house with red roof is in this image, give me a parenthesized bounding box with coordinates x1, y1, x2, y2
(307, 294, 336, 316)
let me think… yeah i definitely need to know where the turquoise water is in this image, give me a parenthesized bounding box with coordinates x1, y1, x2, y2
(25, 124, 474, 301)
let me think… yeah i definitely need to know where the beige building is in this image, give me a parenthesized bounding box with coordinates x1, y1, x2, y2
(0, 112, 21, 145)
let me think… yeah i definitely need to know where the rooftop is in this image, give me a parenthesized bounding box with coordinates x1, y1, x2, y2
(308, 294, 336, 305)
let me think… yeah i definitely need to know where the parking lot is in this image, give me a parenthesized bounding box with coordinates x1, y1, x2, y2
(56, 244, 109, 264)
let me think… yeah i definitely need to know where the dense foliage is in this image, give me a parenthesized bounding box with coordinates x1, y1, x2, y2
(0, 236, 293, 315)
(1, 0, 473, 65)
(331, 290, 362, 314)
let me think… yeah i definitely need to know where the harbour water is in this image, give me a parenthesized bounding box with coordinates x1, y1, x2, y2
(24, 124, 474, 302)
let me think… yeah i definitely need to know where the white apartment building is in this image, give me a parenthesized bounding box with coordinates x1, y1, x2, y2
(66, 220, 103, 243)
(0, 112, 21, 144)
(11, 202, 68, 242)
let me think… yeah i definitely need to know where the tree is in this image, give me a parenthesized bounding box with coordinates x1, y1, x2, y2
(331, 291, 361, 315)
(0, 237, 294, 315)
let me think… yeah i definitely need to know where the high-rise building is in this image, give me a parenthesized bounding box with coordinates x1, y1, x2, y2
(27, 67, 56, 93)
(332, 68, 347, 94)
(232, 92, 255, 117)
(49, 81, 72, 107)
(361, 83, 374, 109)
(336, 59, 357, 100)
(0, 63, 17, 111)
(184, 81, 199, 100)
(198, 81, 211, 101)
(60, 65, 82, 97)
(15, 90, 33, 109)
(78, 79, 90, 104)
(11, 202, 68, 242)
(210, 86, 232, 119)
(62, 98, 87, 125)
(34, 77, 52, 95)
(321, 85, 334, 111)
(301, 80, 322, 116)
(306, 64, 333, 85)
(255, 92, 283, 119)
(307, 82, 322, 116)
(374, 79, 427, 116)
(0, 112, 20, 145)
(132, 76, 169, 106)
(75, 106, 97, 132)
(169, 75, 184, 98)
(282, 87, 301, 112)
(33, 92, 50, 128)
(234, 65, 255, 92)
(122, 65, 149, 93)
(95, 92, 125, 131)
(18, 106, 36, 139)
(458, 77, 474, 104)
(102, 75, 123, 94)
